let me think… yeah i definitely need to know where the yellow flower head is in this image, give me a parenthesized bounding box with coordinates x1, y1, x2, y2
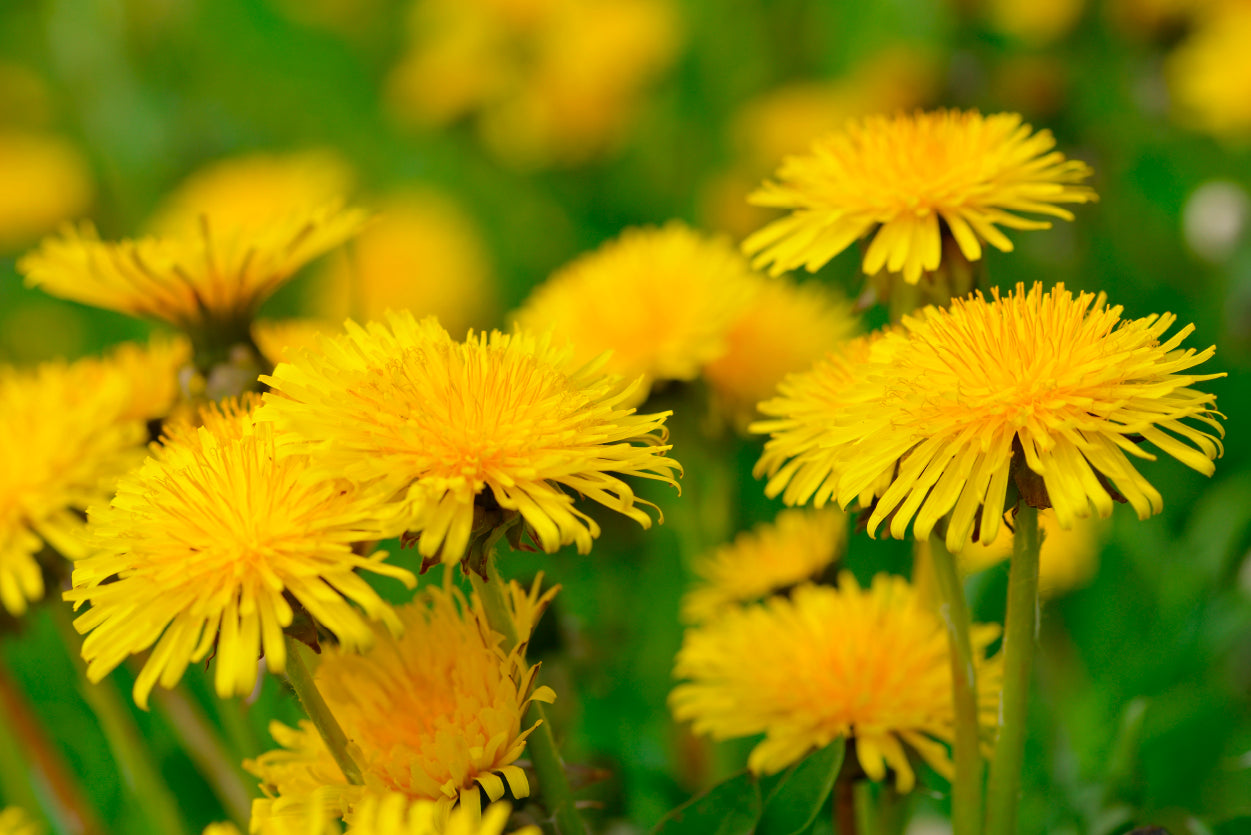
(0, 356, 150, 616)
(514, 223, 756, 401)
(0, 809, 41, 835)
(1166, 2, 1251, 138)
(671, 572, 1001, 791)
(743, 110, 1097, 284)
(0, 131, 93, 252)
(703, 275, 858, 429)
(346, 795, 539, 835)
(19, 152, 366, 331)
(755, 283, 1225, 553)
(259, 312, 681, 564)
(67, 397, 414, 708)
(682, 508, 845, 624)
(248, 580, 557, 827)
(313, 190, 496, 337)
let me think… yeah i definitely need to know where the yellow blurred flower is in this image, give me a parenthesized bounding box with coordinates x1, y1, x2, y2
(703, 274, 858, 429)
(248, 581, 557, 826)
(952, 509, 1102, 597)
(259, 312, 681, 564)
(313, 190, 496, 336)
(0, 355, 151, 616)
(743, 110, 1097, 284)
(755, 283, 1225, 553)
(1167, 2, 1251, 138)
(0, 808, 41, 835)
(983, 0, 1085, 46)
(202, 825, 242, 835)
(0, 131, 93, 252)
(67, 397, 414, 708)
(346, 795, 539, 835)
(252, 319, 337, 365)
(515, 223, 756, 401)
(681, 508, 846, 624)
(671, 572, 1002, 791)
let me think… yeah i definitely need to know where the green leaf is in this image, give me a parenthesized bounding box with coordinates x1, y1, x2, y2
(653, 769, 762, 835)
(758, 739, 847, 835)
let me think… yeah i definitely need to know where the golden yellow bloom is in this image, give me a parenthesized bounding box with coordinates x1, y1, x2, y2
(313, 190, 495, 336)
(0, 131, 93, 252)
(0, 357, 148, 615)
(703, 275, 857, 429)
(681, 508, 845, 624)
(252, 319, 336, 365)
(248, 581, 557, 827)
(259, 312, 681, 564)
(1167, 2, 1251, 138)
(19, 198, 366, 332)
(346, 795, 538, 835)
(0, 808, 41, 835)
(743, 110, 1097, 284)
(515, 223, 756, 401)
(102, 334, 191, 422)
(671, 572, 1001, 790)
(756, 283, 1225, 553)
(67, 398, 413, 708)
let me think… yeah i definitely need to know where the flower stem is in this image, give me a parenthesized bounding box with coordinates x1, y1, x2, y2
(283, 634, 364, 786)
(834, 777, 857, 834)
(470, 558, 587, 835)
(984, 504, 1041, 835)
(48, 603, 188, 835)
(928, 534, 984, 835)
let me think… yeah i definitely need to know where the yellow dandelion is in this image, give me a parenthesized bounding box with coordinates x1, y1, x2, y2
(0, 131, 93, 252)
(346, 795, 539, 835)
(312, 190, 496, 336)
(66, 397, 414, 708)
(0, 357, 147, 616)
(101, 334, 191, 422)
(756, 282, 1225, 553)
(703, 275, 858, 429)
(259, 311, 681, 564)
(0, 808, 41, 835)
(681, 508, 846, 624)
(671, 572, 1001, 791)
(1166, 2, 1251, 138)
(252, 319, 337, 365)
(514, 223, 756, 401)
(18, 165, 366, 332)
(248, 581, 558, 828)
(743, 110, 1097, 284)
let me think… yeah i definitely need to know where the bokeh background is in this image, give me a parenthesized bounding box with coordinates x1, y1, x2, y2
(2, 0, 1251, 833)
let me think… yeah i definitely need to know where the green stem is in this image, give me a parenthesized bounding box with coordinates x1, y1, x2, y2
(149, 686, 253, 826)
(928, 535, 984, 835)
(470, 558, 587, 835)
(283, 635, 363, 786)
(48, 604, 188, 835)
(984, 505, 1041, 835)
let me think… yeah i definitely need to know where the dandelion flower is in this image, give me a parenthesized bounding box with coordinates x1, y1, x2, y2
(756, 283, 1225, 553)
(671, 572, 1001, 790)
(346, 795, 539, 835)
(514, 223, 756, 401)
(0, 131, 93, 252)
(1166, 2, 1251, 138)
(248, 581, 557, 827)
(0, 808, 41, 835)
(0, 358, 148, 616)
(743, 110, 1097, 284)
(19, 192, 366, 334)
(259, 312, 681, 564)
(681, 508, 845, 624)
(66, 398, 413, 708)
(703, 275, 858, 428)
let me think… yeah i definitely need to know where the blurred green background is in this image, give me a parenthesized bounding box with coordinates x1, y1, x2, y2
(2, 0, 1251, 833)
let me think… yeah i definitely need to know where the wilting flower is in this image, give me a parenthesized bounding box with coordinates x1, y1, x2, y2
(67, 398, 413, 708)
(0, 355, 152, 616)
(743, 110, 1097, 284)
(703, 275, 858, 428)
(346, 795, 538, 835)
(259, 312, 681, 564)
(515, 223, 756, 402)
(755, 283, 1225, 553)
(681, 508, 845, 624)
(0, 808, 41, 835)
(1166, 2, 1251, 138)
(671, 572, 1001, 790)
(19, 152, 365, 334)
(248, 580, 557, 827)
(0, 131, 93, 252)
